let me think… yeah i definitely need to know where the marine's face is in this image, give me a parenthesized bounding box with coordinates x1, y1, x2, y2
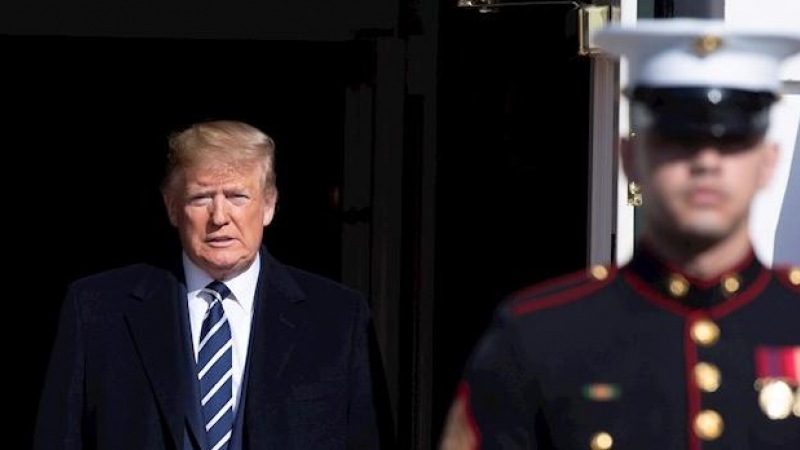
(634, 134, 777, 242)
(163, 159, 276, 280)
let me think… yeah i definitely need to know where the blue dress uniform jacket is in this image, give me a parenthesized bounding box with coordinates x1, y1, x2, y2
(451, 246, 800, 449)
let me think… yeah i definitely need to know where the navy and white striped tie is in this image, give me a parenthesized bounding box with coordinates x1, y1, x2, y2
(197, 281, 234, 450)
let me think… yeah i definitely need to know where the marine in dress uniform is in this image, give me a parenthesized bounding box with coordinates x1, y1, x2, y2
(439, 19, 800, 450)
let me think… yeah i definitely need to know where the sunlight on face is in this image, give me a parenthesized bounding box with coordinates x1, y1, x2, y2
(636, 135, 777, 242)
(163, 160, 276, 280)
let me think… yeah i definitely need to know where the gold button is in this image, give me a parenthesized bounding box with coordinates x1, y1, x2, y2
(720, 274, 740, 295)
(589, 431, 614, 450)
(590, 265, 609, 281)
(693, 409, 724, 440)
(691, 319, 720, 346)
(667, 274, 689, 298)
(694, 362, 721, 392)
(789, 268, 800, 286)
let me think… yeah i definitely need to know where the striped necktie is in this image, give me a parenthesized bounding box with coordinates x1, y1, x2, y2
(197, 281, 234, 450)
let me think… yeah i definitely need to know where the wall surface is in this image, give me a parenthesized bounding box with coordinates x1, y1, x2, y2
(727, 0, 800, 266)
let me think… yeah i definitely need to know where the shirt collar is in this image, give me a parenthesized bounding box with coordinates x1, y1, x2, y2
(182, 252, 260, 314)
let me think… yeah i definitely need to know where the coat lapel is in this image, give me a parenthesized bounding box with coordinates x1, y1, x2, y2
(244, 251, 306, 412)
(122, 250, 306, 449)
(125, 265, 198, 450)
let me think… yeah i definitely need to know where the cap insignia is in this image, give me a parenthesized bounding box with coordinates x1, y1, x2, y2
(693, 34, 723, 57)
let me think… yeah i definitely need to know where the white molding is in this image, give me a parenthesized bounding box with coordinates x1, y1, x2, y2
(589, 56, 619, 265)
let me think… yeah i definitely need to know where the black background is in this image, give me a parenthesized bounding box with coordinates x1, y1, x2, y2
(6, 1, 591, 447)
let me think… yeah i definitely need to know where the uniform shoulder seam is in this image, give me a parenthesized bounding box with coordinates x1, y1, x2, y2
(508, 264, 617, 317)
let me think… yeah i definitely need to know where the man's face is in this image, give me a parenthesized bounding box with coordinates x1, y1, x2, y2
(163, 159, 276, 280)
(633, 134, 777, 242)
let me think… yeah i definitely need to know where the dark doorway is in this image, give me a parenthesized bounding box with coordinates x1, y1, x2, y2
(10, 35, 355, 445)
(12, 2, 597, 445)
(433, 2, 592, 444)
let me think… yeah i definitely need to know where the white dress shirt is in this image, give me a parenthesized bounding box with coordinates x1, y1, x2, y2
(183, 253, 259, 412)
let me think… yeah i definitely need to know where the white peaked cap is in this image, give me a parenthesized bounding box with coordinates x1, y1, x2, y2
(594, 19, 800, 93)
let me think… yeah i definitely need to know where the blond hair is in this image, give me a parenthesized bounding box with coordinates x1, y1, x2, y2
(162, 119, 276, 194)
